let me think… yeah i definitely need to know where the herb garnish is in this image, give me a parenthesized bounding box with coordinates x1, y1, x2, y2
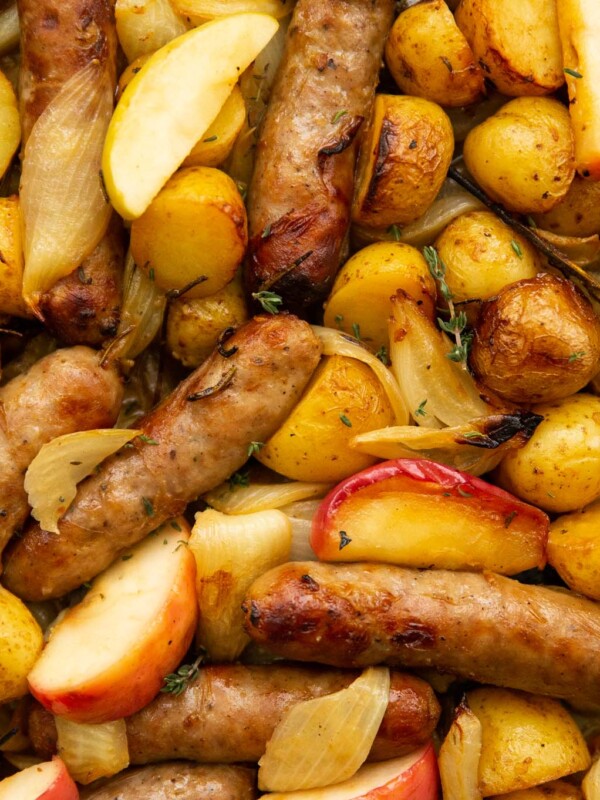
(247, 441, 265, 457)
(138, 434, 159, 445)
(564, 67, 583, 79)
(339, 414, 352, 427)
(415, 399, 428, 417)
(331, 109, 348, 124)
(142, 496, 154, 516)
(351, 322, 361, 340)
(375, 345, 389, 365)
(252, 290, 283, 314)
(510, 240, 523, 258)
(229, 469, 250, 489)
(569, 351, 586, 362)
(161, 652, 205, 696)
(387, 223, 402, 241)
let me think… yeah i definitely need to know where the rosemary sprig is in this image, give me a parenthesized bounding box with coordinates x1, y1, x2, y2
(423, 245, 472, 366)
(161, 652, 205, 696)
(252, 290, 283, 314)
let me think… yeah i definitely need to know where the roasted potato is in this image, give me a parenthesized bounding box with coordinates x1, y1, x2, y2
(490, 782, 583, 800)
(116, 54, 152, 101)
(531, 174, 600, 236)
(130, 166, 248, 299)
(455, 0, 564, 97)
(352, 94, 454, 228)
(0, 196, 32, 319)
(0, 68, 19, 179)
(385, 0, 484, 108)
(496, 393, 600, 513)
(0, 585, 43, 703)
(467, 687, 590, 796)
(322, 242, 436, 353)
(256, 355, 394, 483)
(470, 274, 600, 404)
(166, 270, 249, 367)
(463, 97, 575, 214)
(434, 211, 540, 302)
(548, 500, 600, 601)
(182, 86, 246, 169)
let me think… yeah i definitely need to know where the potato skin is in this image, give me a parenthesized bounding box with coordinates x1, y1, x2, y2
(463, 97, 575, 214)
(352, 94, 454, 228)
(548, 501, 600, 601)
(496, 393, 600, 513)
(455, 0, 564, 97)
(531, 174, 600, 237)
(492, 783, 583, 800)
(470, 274, 600, 404)
(385, 0, 484, 108)
(434, 210, 540, 302)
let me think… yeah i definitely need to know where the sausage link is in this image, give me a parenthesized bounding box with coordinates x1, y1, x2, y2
(17, 0, 122, 346)
(245, 0, 394, 314)
(0, 346, 123, 560)
(79, 763, 257, 800)
(27, 664, 440, 763)
(242, 562, 600, 709)
(2, 315, 322, 599)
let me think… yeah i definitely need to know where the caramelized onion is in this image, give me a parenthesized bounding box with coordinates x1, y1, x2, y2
(55, 717, 129, 785)
(114, 251, 166, 360)
(204, 479, 331, 515)
(438, 701, 483, 800)
(116, 0, 189, 63)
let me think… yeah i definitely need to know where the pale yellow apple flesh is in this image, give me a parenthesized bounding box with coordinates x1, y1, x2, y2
(102, 13, 278, 219)
(28, 521, 197, 723)
(0, 757, 78, 800)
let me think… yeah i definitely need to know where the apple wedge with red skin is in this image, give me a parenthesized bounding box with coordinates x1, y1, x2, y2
(0, 757, 78, 800)
(28, 520, 197, 724)
(311, 458, 548, 574)
(265, 742, 438, 800)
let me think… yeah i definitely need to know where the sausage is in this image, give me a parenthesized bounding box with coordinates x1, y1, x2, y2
(242, 562, 600, 709)
(245, 0, 394, 314)
(0, 346, 123, 560)
(17, 0, 122, 346)
(27, 664, 440, 763)
(2, 315, 322, 599)
(79, 763, 257, 800)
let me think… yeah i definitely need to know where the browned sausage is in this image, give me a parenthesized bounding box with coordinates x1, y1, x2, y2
(0, 346, 123, 561)
(28, 664, 440, 763)
(242, 562, 600, 709)
(18, 0, 122, 346)
(2, 315, 322, 599)
(245, 0, 394, 314)
(79, 763, 257, 800)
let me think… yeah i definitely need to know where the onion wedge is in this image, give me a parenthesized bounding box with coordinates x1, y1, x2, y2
(114, 251, 166, 360)
(56, 717, 129, 784)
(389, 291, 500, 428)
(438, 700, 483, 800)
(116, 0, 189, 63)
(258, 667, 390, 792)
(173, 0, 292, 18)
(583, 758, 600, 800)
(204, 479, 331, 515)
(20, 61, 114, 311)
(24, 429, 141, 533)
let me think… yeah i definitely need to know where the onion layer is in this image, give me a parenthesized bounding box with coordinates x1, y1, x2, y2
(55, 717, 129, 785)
(116, 0, 189, 63)
(173, 0, 292, 19)
(438, 701, 483, 800)
(20, 62, 113, 311)
(204, 479, 331, 515)
(583, 758, 600, 800)
(115, 251, 166, 360)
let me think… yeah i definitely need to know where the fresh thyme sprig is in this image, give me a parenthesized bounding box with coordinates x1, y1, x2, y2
(423, 245, 472, 367)
(161, 651, 205, 696)
(252, 290, 283, 314)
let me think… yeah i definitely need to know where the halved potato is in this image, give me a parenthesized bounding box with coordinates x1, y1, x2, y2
(548, 500, 600, 601)
(491, 781, 583, 799)
(531, 174, 600, 236)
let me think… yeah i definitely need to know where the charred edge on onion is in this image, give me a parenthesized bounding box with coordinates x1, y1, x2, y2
(455, 411, 544, 449)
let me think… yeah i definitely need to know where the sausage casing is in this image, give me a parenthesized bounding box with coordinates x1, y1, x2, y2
(2, 315, 322, 599)
(245, 0, 394, 313)
(242, 562, 600, 709)
(27, 664, 440, 763)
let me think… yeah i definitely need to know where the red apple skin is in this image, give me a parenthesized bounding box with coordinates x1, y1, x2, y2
(310, 458, 548, 570)
(28, 533, 198, 724)
(360, 743, 439, 800)
(0, 757, 79, 800)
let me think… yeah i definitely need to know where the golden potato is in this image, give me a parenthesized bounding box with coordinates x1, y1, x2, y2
(352, 94, 454, 228)
(455, 0, 564, 97)
(0, 196, 31, 318)
(166, 270, 249, 367)
(467, 688, 590, 796)
(496, 393, 600, 514)
(0, 68, 19, 179)
(470, 274, 600, 404)
(256, 355, 393, 483)
(130, 166, 247, 299)
(322, 242, 436, 353)
(434, 211, 540, 302)
(490, 781, 583, 800)
(116, 54, 152, 101)
(463, 97, 575, 214)
(532, 175, 600, 237)
(0, 585, 43, 703)
(385, 0, 484, 108)
(182, 86, 246, 169)
(547, 500, 600, 601)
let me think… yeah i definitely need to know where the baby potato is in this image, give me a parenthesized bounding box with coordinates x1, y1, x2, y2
(130, 166, 247, 299)
(0, 196, 31, 318)
(492, 782, 583, 800)
(166, 270, 249, 367)
(455, 0, 564, 97)
(531, 175, 600, 237)
(434, 211, 540, 302)
(547, 500, 600, 601)
(182, 86, 246, 169)
(352, 94, 454, 228)
(467, 688, 591, 796)
(385, 0, 484, 108)
(463, 97, 575, 214)
(323, 242, 436, 352)
(496, 393, 600, 514)
(256, 355, 393, 483)
(470, 274, 600, 404)
(116, 54, 152, 101)
(0, 68, 19, 180)
(0, 585, 43, 703)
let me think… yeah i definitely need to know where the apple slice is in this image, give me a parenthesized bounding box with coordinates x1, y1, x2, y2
(311, 458, 548, 575)
(0, 757, 78, 800)
(264, 743, 439, 800)
(28, 519, 197, 723)
(102, 13, 278, 219)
